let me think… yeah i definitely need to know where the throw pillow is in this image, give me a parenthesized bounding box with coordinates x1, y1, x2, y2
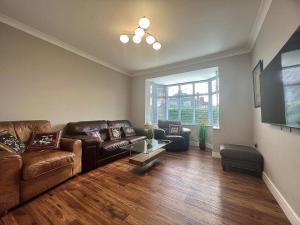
(85, 128, 103, 142)
(0, 130, 26, 154)
(27, 131, 62, 151)
(108, 127, 122, 140)
(122, 127, 136, 137)
(169, 125, 182, 135)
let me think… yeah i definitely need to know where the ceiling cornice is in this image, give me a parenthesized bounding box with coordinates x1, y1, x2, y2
(248, 0, 272, 49)
(0, 13, 130, 76)
(131, 47, 251, 77)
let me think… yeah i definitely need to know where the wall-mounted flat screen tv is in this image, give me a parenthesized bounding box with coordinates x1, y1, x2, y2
(260, 26, 300, 128)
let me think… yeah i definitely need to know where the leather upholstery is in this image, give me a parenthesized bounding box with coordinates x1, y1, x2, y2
(155, 120, 191, 151)
(22, 150, 74, 180)
(125, 136, 146, 144)
(60, 138, 82, 175)
(0, 151, 22, 216)
(220, 144, 264, 177)
(63, 120, 145, 172)
(21, 165, 73, 202)
(64, 120, 108, 135)
(0, 120, 82, 214)
(102, 139, 129, 151)
(107, 120, 131, 128)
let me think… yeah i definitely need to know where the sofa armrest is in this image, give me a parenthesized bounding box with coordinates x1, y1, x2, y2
(62, 134, 101, 146)
(0, 150, 22, 215)
(154, 128, 166, 140)
(60, 138, 82, 175)
(181, 127, 191, 134)
(134, 128, 147, 136)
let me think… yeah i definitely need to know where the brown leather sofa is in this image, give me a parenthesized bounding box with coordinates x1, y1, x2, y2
(63, 120, 146, 172)
(0, 120, 82, 216)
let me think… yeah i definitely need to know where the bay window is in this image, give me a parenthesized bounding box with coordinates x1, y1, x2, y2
(150, 77, 219, 127)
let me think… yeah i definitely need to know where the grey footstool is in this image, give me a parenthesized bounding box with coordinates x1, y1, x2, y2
(220, 144, 264, 177)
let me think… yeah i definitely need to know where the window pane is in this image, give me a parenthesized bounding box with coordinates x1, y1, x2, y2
(157, 86, 166, 97)
(195, 82, 208, 94)
(211, 79, 217, 92)
(212, 94, 219, 127)
(195, 95, 209, 124)
(168, 86, 179, 96)
(181, 97, 193, 124)
(180, 84, 193, 95)
(168, 98, 179, 120)
(157, 98, 166, 120)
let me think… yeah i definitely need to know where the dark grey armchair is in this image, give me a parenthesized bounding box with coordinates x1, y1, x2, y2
(154, 120, 191, 151)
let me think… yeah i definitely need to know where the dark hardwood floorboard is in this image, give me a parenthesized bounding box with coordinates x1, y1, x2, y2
(1, 148, 291, 225)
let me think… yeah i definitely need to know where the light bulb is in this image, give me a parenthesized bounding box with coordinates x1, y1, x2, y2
(135, 27, 145, 37)
(153, 42, 161, 50)
(146, 35, 155, 45)
(120, 34, 129, 43)
(139, 17, 150, 29)
(132, 35, 142, 44)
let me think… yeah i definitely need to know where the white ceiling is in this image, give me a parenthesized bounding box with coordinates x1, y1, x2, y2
(148, 67, 218, 85)
(0, 0, 267, 76)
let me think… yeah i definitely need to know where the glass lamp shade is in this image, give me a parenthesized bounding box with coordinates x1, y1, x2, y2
(135, 27, 145, 37)
(153, 42, 161, 50)
(120, 34, 129, 43)
(146, 35, 155, 45)
(139, 17, 150, 29)
(132, 35, 142, 44)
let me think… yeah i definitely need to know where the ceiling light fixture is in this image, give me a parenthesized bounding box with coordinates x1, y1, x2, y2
(139, 17, 150, 29)
(119, 17, 161, 50)
(135, 27, 145, 37)
(146, 35, 155, 45)
(132, 35, 142, 44)
(120, 34, 129, 43)
(153, 42, 161, 50)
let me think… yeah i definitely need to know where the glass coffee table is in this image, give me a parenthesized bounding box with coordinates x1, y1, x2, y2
(120, 139, 171, 167)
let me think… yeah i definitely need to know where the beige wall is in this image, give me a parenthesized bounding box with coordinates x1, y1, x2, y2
(251, 0, 300, 218)
(0, 22, 131, 129)
(130, 53, 253, 152)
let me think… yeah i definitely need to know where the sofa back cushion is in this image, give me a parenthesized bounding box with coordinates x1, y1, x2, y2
(0, 120, 51, 144)
(107, 120, 132, 128)
(64, 120, 108, 137)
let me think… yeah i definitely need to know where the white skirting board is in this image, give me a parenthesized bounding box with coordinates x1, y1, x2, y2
(263, 172, 300, 225)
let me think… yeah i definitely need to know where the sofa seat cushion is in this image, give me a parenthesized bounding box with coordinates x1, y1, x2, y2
(22, 150, 75, 180)
(125, 136, 146, 144)
(220, 144, 262, 163)
(102, 139, 129, 151)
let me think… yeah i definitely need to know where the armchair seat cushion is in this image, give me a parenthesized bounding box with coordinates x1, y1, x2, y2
(102, 139, 129, 151)
(165, 135, 185, 142)
(22, 150, 75, 180)
(125, 136, 146, 144)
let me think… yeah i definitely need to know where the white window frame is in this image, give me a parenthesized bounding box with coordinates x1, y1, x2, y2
(150, 76, 219, 126)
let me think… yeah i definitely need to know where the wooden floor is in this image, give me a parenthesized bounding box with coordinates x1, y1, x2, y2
(1, 148, 291, 225)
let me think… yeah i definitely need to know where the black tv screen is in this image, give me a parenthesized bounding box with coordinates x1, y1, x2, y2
(260, 26, 300, 128)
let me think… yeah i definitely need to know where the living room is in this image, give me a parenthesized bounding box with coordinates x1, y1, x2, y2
(0, 0, 299, 225)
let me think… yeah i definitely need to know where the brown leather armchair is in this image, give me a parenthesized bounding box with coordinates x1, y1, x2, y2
(0, 120, 82, 215)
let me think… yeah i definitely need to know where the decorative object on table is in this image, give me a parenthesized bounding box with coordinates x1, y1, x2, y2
(122, 127, 136, 137)
(144, 121, 154, 140)
(0, 130, 26, 154)
(198, 123, 208, 150)
(119, 16, 162, 50)
(27, 131, 62, 151)
(108, 127, 122, 140)
(168, 124, 182, 135)
(252, 60, 263, 108)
